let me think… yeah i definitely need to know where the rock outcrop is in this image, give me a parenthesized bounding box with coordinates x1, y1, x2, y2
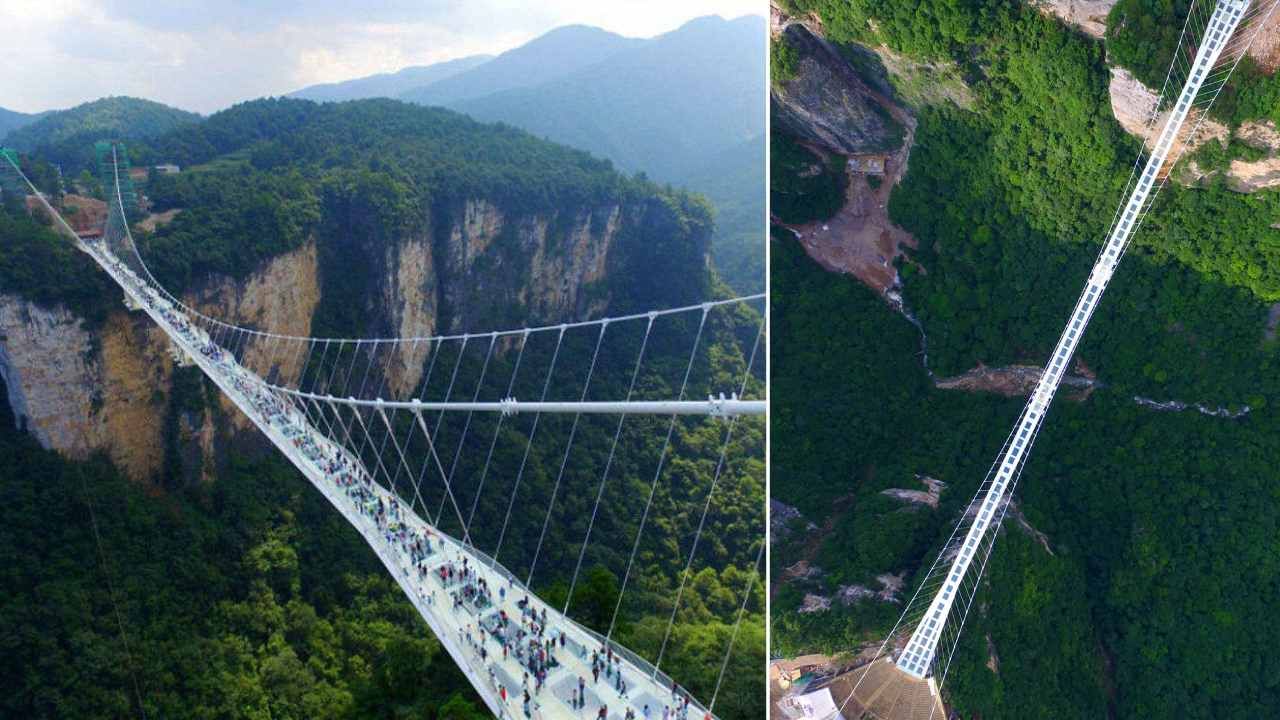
(1224, 121, 1280, 193)
(1109, 66, 1230, 159)
(935, 362, 1100, 398)
(771, 23, 904, 155)
(1033, 0, 1118, 39)
(437, 200, 616, 334)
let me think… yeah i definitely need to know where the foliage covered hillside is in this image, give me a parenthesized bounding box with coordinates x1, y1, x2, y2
(0, 376, 491, 719)
(128, 98, 720, 323)
(2, 97, 763, 719)
(772, 0, 1280, 717)
(4, 97, 201, 175)
(286, 18, 767, 293)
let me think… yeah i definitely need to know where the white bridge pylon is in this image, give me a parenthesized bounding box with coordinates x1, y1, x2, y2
(2, 145, 766, 720)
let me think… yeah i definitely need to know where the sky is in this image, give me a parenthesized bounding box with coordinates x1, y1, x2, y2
(1, 0, 762, 115)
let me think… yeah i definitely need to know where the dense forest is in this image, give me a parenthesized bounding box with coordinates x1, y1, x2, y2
(0, 378, 491, 719)
(772, 0, 1280, 718)
(0, 98, 763, 718)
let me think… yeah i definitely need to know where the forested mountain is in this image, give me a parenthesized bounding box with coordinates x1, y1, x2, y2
(287, 55, 493, 102)
(0, 106, 44, 140)
(0, 97, 763, 719)
(454, 15, 765, 184)
(771, 0, 1280, 718)
(398, 25, 644, 107)
(446, 15, 766, 292)
(681, 133, 766, 299)
(274, 17, 766, 293)
(3, 96, 201, 176)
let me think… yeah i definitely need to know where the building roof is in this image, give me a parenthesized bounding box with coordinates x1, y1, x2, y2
(778, 687, 843, 720)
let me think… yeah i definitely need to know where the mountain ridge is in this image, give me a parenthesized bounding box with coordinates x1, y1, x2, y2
(397, 24, 645, 107)
(287, 54, 494, 102)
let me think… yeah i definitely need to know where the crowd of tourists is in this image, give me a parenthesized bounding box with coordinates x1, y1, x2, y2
(98, 243, 710, 720)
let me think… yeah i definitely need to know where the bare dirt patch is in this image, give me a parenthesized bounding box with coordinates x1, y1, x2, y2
(880, 474, 944, 509)
(771, 8, 923, 296)
(139, 208, 182, 232)
(770, 491, 857, 601)
(777, 96, 919, 294)
(934, 361, 1100, 400)
(1249, 9, 1280, 74)
(25, 194, 107, 235)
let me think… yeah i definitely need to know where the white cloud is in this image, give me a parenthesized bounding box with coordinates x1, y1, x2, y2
(0, 0, 762, 114)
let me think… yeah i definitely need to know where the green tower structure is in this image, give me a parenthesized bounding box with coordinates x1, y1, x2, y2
(0, 148, 25, 198)
(95, 140, 138, 216)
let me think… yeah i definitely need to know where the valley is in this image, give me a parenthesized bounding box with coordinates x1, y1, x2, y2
(0, 85, 764, 719)
(770, 0, 1280, 717)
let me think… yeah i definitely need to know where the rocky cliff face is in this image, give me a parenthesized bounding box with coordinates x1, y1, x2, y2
(0, 294, 174, 479)
(1036, 0, 1280, 193)
(0, 194, 651, 482)
(771, 23, 904, 155)
(1033, 0, 1118, 39)
(435, 200, 616, 335)
(1109, 67, 1280, 192)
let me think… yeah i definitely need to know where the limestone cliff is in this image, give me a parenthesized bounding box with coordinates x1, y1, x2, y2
(0, 294, 173, 479)
(0, 194, 670, 483)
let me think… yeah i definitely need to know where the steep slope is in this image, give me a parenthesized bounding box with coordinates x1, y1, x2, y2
(399, 25, 642, 107)
(287, 55, 493, 102)
(771, 23, 904, 155)
(0, 96, 764, 720)
(771, 0, 1280, 717)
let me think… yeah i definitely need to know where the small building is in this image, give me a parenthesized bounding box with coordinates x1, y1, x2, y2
(771, 655, 831, 690)
(776, 686, 843, 720)
(153, 164, 180, 175)
(848, 155, 887, 175)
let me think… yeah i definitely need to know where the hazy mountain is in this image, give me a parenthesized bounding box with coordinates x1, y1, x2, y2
(0, 107, 45, 142)
(399, 25, 643, 106)
(287, 55, 493, 102)
(452, 15, 764, 183)
(682, 132, 765, 293)
(257, 16, 766, 291)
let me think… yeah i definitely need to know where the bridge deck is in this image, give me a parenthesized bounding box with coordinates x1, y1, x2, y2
(87, 241, 711, 720)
